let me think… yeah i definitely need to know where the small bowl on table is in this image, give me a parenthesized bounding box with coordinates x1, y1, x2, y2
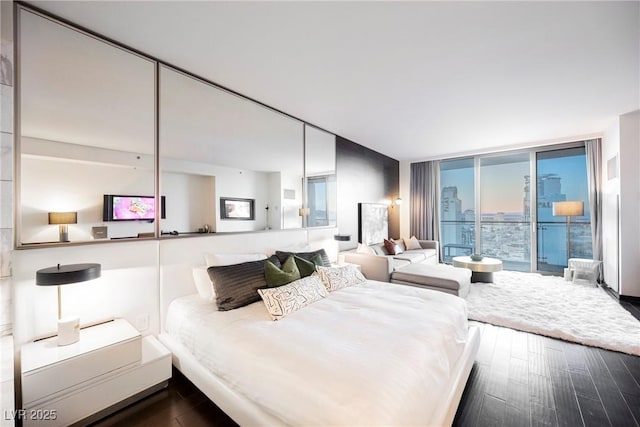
(470, 254, 484, 262)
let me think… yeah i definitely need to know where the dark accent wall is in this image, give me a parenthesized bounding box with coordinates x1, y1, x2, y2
(336, 136, 399, 249)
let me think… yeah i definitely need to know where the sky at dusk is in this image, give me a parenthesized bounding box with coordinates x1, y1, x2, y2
(440, 150, 589, 217)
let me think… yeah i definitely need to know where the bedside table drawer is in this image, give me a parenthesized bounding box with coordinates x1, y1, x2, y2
(23, 337, 140, 405)
(24, 336, 171, 427)
(22, 319, 142, 406)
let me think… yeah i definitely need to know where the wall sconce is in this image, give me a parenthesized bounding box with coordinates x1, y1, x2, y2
(387, 198, 402, 208)
(48, 211, 78, 242)
(298, 207, 310, 216)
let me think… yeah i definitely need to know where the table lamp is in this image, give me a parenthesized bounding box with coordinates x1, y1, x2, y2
(552, 201, 584, 261)
(48, 211, 77, 242)
(36, 263, 101, 346)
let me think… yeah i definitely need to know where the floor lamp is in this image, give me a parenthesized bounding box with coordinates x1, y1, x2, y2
(552, 201, 584, 261)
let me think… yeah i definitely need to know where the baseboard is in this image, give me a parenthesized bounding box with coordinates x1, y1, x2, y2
(620, 295, 640, 304)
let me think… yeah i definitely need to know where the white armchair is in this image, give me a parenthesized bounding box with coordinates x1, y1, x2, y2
(568, 258, 601, 286)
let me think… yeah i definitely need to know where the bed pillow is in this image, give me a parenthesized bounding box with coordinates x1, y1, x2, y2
(207, 255, 280, 311)
(294, 254, 323, 278)
(205, 252, 267, 267)
(383, 238, 404, 255)
(404, 235, 422, 250)
(258, 275, 328, 321)
(265, 256, 301, 287)
(356, 243, 376, 255)
(192, 265, 215, 300)
(275, 249, 331, 267)
(316, 264, 367, 292)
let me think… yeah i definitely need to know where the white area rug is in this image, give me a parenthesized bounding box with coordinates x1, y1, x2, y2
(465, 270, 640, 355)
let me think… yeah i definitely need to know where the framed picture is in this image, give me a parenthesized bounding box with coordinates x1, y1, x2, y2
(220, 197, 255, 220)
(358, 203, 389, 245)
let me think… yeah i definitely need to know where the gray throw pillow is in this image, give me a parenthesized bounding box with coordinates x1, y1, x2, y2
(207, 255, 280, 311)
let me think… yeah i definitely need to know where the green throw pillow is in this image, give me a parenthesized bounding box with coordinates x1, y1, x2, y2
(294, 254, 323, 278)
(264, 256, 301, 287)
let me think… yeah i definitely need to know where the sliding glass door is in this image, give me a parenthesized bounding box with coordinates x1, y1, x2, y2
(536, 147, 592, 272)
(480, 153, 531, 271)
(440, 158, 475, 262)
(437, 143, 592, 274)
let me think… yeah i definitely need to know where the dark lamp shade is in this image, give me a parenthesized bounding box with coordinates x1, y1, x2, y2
(48, 212, 78, 225)
(36, 263, 101, 286)
(334, 234, 351, 242)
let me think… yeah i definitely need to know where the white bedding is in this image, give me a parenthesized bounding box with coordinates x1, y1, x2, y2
(166, 280, 469, 426)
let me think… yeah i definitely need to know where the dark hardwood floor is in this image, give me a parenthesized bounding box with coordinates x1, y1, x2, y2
(93, 299, 640, 427)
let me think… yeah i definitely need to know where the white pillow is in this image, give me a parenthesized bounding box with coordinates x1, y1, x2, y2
(258, 275, 328, 321)
(205, 252, 267, 267)
(356, 243, 375, 255)
(404, 236, 422, 250)
(316, 265, 367, 292)
(192, 266, 215, 300)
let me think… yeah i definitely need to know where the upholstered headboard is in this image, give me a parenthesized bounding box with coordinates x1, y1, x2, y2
(158, 228, 336, 332)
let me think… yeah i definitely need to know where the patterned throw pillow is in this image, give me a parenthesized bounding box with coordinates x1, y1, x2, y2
(258, 275, 328, 321)
(264, 256, 301, 287)
(316, 265, 367, 292)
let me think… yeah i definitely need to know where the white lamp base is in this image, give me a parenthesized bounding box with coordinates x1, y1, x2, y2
(58, 316, 80, 346)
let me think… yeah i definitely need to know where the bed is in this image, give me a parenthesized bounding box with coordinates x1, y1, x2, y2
(159, 275, 480, 426)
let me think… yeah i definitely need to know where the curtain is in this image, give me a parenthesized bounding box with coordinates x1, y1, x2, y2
(410, 161, 441, 255)
(585, 139, 603, 280)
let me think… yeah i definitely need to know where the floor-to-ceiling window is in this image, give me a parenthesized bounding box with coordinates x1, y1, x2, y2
(440, 158, 475, 262)
(480, 153, 531, 271)
(536, 147, 592, 272)
(437, 143, 592, 273)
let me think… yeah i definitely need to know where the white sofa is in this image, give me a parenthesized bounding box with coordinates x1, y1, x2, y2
(343, 240, 439, 282)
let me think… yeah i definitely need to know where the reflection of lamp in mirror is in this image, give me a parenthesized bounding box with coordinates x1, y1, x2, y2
(48, 211, 77, 242)
(552, 201, 584, 260)
(36, 263, 101, 346)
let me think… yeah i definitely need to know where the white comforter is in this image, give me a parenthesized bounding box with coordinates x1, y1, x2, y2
(166, 280, 469, 426)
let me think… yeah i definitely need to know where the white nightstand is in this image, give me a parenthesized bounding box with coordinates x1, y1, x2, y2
(21, 319, 171, 426)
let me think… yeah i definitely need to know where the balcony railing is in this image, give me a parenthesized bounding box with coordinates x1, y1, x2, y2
(441, 220, 592, 272)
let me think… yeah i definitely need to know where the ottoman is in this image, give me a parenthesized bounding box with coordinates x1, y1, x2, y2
(390, 263, 472, 298)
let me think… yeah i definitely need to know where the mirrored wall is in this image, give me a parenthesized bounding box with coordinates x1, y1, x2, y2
(17, 6, 337, 247)
(18, 8, 156, 245)
(159, 66, 304, 235)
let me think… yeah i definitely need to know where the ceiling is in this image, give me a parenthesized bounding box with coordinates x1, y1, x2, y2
(29, 1, 640, 162)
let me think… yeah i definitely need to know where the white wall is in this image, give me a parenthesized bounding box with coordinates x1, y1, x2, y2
(399, 160, 411, 239)
(601, 110, 640, 297)
(618, 110, 640, 297)
(602, 118, 620, 291)
(12, 240, 159, 345)
(20, 156, 155, 242)
(281, 171, 303, 229)
(161, 172, 215, 233)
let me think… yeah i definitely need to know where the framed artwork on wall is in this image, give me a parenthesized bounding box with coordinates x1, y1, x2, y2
(220, 197, 255, 220)
(358, 203, 389, 245)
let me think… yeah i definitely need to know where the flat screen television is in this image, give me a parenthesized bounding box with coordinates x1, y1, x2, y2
(103, 194, 166, 221)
